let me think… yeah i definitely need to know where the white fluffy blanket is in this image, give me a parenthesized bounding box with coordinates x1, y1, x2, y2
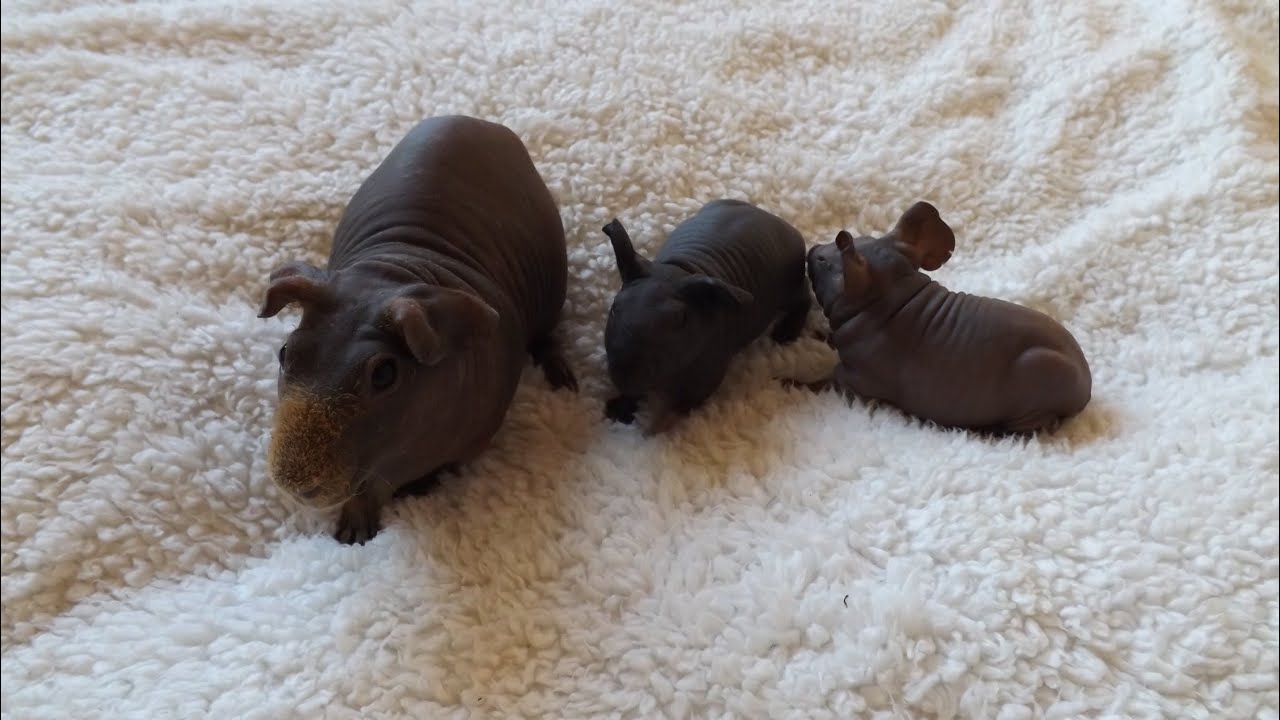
(2, 0, 1277, 717)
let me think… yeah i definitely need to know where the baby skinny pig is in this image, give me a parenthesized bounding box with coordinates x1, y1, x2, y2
(258, 116, 577, 544)
(602, 199, 810, 434)
(805, 201, 1091, 434)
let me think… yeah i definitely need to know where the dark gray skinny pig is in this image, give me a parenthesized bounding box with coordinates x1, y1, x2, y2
(804, 201, 1091, 434)
(257, 115, 577, 544)
(602, 199, 811, 435)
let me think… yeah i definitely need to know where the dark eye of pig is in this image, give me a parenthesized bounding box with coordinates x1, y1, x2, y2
(370, 358, 397, 392)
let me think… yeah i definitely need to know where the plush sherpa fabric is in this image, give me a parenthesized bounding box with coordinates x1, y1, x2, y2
(2, 0, 1278, 717)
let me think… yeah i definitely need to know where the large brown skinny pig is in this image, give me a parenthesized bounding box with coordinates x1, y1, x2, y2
(258, 115, 577, 544)
(803, 201, 1091, 434)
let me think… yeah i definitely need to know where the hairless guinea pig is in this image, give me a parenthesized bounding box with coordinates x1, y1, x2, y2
(601, 199, 811, 435)
(257, 115, 577, 544)
(803, 201, 1091, 434)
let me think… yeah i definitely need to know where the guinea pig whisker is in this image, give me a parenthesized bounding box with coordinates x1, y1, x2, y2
(358, 469, 393, 506)
(313, 497, 353, 513)
(278, 491, 311, 513)
(351, 468, 373, 495)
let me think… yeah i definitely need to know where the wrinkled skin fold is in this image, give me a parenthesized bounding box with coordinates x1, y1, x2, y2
(259, 115, 578, 544)
(802, 201, 1092, 434)
(601, 199, 811, 435)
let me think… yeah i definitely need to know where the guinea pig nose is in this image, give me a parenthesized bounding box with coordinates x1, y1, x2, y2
(298, 485, 323, 499)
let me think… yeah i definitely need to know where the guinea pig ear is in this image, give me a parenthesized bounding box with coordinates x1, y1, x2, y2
(837, 232, 867, 297)
(602, 218, 652, 283)
(258, 261, 332, 318)
(888, 201, 956, 271)
(385, 288, 499, 366)
(835, 229, 855, 252)
(677, 275, 754, 310)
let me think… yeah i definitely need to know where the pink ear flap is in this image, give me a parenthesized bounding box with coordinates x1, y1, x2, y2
(889, 201, 956, 271)
(258, 261, 332, 318)
(385, 288, 499, 366)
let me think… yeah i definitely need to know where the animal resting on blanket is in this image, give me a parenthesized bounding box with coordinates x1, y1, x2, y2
(801, 201, 1092, 434)
(258, 115, 578, 544)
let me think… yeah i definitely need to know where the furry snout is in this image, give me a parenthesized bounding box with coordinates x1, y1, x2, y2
(266, 389, 357, 508)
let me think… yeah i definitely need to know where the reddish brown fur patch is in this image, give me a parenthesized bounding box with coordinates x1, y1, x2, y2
(267, 389, 357, 507)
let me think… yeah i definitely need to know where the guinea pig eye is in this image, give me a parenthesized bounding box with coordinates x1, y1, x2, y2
(278, 344, 287, 364)
(370, 358, 397, 392)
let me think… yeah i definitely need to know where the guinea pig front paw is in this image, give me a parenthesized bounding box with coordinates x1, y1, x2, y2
(333, 497, 383, 545)
(528, 335, 579, 392)
(808, 328, 833, 345)
(643, 407, 682, 437)
(780, 376, 835, 394)
(604, 395, 639, 424)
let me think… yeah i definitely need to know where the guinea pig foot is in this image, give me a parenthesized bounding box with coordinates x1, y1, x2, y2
(780, 376, 835, 394)
(528, 334, 579, 392)
(770, 300, 811, 345)
(392, 463, 459, 499)
(809, 329, 832, 345)
(333, 496, 383, 545)
(643, 407, 683, 437)
(999, 411, 1063, 436)
(604, 395, 639, 424)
